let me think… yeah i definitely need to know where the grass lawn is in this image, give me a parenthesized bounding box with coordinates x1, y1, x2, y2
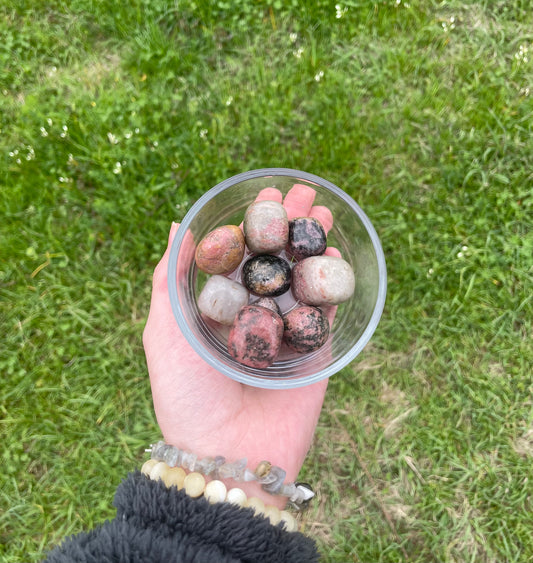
(1, 1, 532, 561)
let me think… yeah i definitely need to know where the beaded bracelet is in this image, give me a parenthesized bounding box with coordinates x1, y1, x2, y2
(141, 458, 299, 532)
(147, 441, 314, 509)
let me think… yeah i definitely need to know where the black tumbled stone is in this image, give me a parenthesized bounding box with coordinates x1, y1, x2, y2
(242, 255, 291, 297)
(287, 217, 327, 261)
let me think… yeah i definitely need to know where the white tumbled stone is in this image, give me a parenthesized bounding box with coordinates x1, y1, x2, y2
(292, 255, 355, 306)
(197, 275, 249, 325)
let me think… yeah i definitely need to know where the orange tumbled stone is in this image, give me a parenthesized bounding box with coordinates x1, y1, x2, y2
(195, 225, 245, 275)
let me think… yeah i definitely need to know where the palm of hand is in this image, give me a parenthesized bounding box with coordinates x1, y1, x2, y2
(143, 186, 334, 496)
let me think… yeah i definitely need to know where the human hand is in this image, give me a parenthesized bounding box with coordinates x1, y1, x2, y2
(143, 185, 338, 506)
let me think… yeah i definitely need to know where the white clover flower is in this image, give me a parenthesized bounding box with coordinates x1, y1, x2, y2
(107, 132, 119, 144)
(314, 70, 324, 82)
(515, 44, 529, 65)
(40, 127, 48, 137)
(335, 4, 347, 18)
(442, 16, 456, 32)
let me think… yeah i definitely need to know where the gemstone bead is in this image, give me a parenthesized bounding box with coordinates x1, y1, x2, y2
(162, 466, 186, 489)
(263, 506, 282, 526)
(141, 459, 158, 476)
(195, 225, 245, 275)
(242, 255, 291, 297)
(227, 305, 284, 368)
(183, 472, 206, 498)
(261, 465, 286, 494)
(195, 456, 217, 476)
(218, 458, 247, 480)
(150, 441, 167, 460)
(292, 255, 355, 306)
(243, 200, 289, 254)
(226, 487, 247, 506)
(246, 496, 266, 516)
(181, 451, 198, 471)
(280, 510, 298, 532)
(287, 217, 327, 261)
(149, 461, 168, 482)
(163, 446, 180, 467)
(283, 306, 330, 354)
(197, 275, 249, 325)
(204, 480, 227, 504)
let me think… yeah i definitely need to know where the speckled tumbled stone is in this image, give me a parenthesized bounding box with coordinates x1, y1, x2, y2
(227, 305, 284, 368)
(283, 306, 330, 353)
(243, 200, 289, 254)
(287, 217, 327, 261)
(242, 255, 291, 297)
(197, 275, 249, 325)
(292, 255, 355, 306)
(195, 225, 245, 275)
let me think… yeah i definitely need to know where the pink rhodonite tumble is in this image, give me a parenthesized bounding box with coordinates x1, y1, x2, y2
(292, 255, 355, 306)
(283, 306, 330, 354)
(227, 305, 284, 368)
(195, 225, 245, 275)
(243, 200, 289, 254)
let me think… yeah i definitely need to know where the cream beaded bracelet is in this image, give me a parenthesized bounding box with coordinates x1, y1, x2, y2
(141, 458, 299, 532)
(147, 441, 314, 509)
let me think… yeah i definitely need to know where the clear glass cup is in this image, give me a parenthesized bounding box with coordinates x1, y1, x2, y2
(168, 168, 387, 389)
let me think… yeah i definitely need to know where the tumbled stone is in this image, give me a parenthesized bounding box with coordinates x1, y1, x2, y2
(195, 225, 245, 275)
(227, 305, 284, 368)
(242, 255, 291, 297)
(253, 297, 282, 316)
(292, 255, 355, 306)
(197, 275, 249, 325)
(283, 306, 330, 353)
(287, 217, 327, 261)
(243, 200, 289, 254)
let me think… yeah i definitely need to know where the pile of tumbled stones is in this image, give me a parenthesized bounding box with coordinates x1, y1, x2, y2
(195, 200, 355, 368)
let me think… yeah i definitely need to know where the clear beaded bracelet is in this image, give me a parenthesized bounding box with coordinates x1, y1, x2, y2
(141, 458, 299, 532)
(147, 441, 314, 510)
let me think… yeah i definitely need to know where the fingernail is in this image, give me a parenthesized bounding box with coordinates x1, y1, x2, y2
(168, 221, 179, 246)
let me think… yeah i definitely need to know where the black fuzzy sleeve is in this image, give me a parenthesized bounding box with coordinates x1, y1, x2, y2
(43, 471, 320, 562)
